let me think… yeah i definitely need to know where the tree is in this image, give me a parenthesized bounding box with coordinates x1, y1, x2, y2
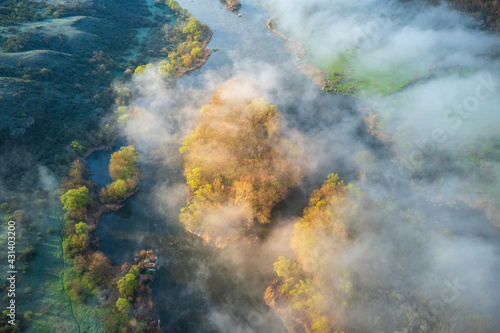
(60, 186, 92, 211)
(191, 47, 202, 59)
(70, 140, 86, 153)
(61, 160, 91, 192)
(116, 297, 130, 318)
(179, 81, 303, 237)
(109, 146, 139, 181)
(182, 17, 201, 35)
(159, 62, 177, 77)
(134, 64, 152, 75)
(68, 160, 87, 185)
(75, 222, 88, 235)
(182, 54, 193, 68)
(89, 253, 114, 285)
(107, 179, 127, 200)
(66, 279, 86, 303)
(117, 267, 139, 297)
(274, 256, 292, 278)
(70, 233, 88, 254)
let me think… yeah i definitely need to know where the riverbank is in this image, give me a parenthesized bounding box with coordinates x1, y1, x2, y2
(266, 18, 325, 88)
(77, 5, 217, 331)
(264, 9, 500, 231)
(220, 0, 242, 12)
(173, 27, 213, 79)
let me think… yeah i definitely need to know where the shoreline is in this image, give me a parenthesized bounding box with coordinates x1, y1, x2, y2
(76, 17, 216, 333)
(265, 16, 500, 231)
(266, 18, 325, 88)
(173, 27, 214, 79)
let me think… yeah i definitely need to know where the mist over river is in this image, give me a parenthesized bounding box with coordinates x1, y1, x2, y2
(88, 0, 500, 331)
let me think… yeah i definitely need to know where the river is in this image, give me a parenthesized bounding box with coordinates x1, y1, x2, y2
(86, 0, 499, 332)
(88, 0, 352, 331)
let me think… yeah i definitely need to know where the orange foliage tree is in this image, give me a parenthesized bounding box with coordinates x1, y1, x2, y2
(179, 79, 303, 238)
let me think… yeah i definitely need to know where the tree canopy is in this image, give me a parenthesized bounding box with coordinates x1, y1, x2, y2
(116, 297, 130, 318)
(179, 79, 303, 242)
(75, 222, 88, 235)
(109, 146, 140, 181)
(117, 267, 139, 297)
(60, 186, 92, 212)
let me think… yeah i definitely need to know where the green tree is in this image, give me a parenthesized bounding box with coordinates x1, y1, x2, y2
(116, 297, 130, 318)
(191, 47, 202, 59)
(182, 17, 201, 35)
(274, 256, 298, 279)
(134, 64, 152, 75)
(70, 233, 88, 254)
(75, 222, 88, 235)
(109, 146, 139, 181)
(107, 179, 128, 200)
(60, 186, 92, 211)
(70, 140, 86, 153)
(117, 267, 139, 297)
(159, 63, 177, 77)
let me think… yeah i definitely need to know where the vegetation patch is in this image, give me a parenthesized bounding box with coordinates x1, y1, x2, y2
(220, 0, 242, 12)
(179, 79, 304, 247)
(266, 173, 489, 332)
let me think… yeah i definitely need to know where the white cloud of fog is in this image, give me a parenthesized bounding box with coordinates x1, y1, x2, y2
(38, 165, 59, 191)
(259, 0, 500, 330)
(111, 0, 500, 330)
(263, 0, 500, 150)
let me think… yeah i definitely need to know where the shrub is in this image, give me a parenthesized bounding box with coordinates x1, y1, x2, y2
(24, 311, 34, 320)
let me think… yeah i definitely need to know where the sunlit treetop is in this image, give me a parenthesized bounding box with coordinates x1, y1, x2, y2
(179, 79, 304, 238)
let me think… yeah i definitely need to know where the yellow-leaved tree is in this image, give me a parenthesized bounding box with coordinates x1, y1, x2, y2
(179, 79, 303, 245)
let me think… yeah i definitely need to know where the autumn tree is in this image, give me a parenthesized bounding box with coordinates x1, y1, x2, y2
(179, 79, 303, 243)
(109, 146, 139, 181)
(62, 160, 90, 191)
(89, 252, 114, 286)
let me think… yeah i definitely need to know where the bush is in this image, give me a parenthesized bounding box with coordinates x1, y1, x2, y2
(66, 279, 86, 303)
(18, 247, 36, 262)
(24, 311, 34, 320)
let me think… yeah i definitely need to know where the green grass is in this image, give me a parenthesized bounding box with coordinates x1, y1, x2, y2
(0, 198, 111, 332)
(319, 52, 417, 96)
(0, 203, 81, 332)
(7, 205, 110, 332)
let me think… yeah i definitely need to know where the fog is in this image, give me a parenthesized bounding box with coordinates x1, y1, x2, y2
(107, 0, 500, 331)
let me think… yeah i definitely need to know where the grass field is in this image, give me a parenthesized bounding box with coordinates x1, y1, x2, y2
(315, 51, 425, 96)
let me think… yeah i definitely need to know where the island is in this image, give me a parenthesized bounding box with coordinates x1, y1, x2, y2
(179, 79, 303, 247)
(220, 0, 242, 12)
